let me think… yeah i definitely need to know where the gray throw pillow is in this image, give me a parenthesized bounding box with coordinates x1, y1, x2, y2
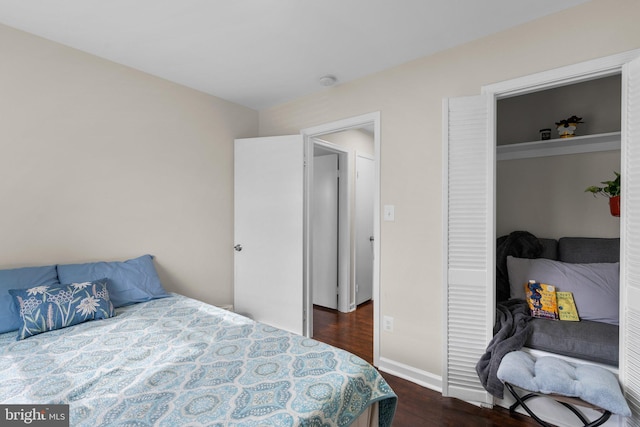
(507, 256, 619, 325)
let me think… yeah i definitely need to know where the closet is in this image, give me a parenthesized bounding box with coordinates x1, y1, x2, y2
(442, 49, 640, 425)
(495, 76, 622, 378)
(496, 75, 621, 242)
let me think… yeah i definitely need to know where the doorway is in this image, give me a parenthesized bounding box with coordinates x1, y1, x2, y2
(311, 135, 374, 312)
(303, 112, 381, 365)
(442, 49, 640, 410)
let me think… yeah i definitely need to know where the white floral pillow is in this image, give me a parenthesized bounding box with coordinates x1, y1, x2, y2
(9, 279, 115, 340)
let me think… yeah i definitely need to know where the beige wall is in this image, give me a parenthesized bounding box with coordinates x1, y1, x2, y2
(0, 24, 258, 307)
(259, 0, 640, 376)
(497, 151, 621, 239)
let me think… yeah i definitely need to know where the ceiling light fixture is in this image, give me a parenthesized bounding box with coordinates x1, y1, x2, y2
(319, 75, 337, 87)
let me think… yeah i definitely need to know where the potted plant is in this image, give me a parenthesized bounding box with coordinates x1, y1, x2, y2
(585, 171, 621, 217)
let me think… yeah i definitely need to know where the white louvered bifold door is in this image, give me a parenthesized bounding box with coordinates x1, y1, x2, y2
(621, 55, 640, 427)
(442, 95, 494, 405)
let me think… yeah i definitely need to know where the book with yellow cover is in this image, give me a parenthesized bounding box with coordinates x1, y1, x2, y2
(525, 280, 558, 320)
(557, 291, 580, 321)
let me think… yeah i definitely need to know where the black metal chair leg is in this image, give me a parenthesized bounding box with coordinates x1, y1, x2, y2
(556, 401, 591, 425)
(504, 383, 612, 427)
(505, 383, 555, 427)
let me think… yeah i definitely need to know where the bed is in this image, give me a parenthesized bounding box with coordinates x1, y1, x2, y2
(0, 256, 397, 426)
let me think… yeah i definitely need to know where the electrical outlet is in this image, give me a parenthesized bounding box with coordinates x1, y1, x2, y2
(383, 315, 394, 332)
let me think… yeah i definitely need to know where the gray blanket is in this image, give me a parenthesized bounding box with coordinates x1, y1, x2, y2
(496, 231, 542, 302)
(476, 299, 532, 398)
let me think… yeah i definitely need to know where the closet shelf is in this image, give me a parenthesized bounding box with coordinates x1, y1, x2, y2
(496, 131, 621, 161)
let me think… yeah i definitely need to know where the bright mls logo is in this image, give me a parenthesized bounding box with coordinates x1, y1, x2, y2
(1, 405, 69, 426)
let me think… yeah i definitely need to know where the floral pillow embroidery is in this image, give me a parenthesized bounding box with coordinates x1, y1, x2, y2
(9, 279, 115, 340)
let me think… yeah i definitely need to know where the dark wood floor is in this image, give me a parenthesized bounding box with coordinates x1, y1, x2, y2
(313, 302, 541, 427)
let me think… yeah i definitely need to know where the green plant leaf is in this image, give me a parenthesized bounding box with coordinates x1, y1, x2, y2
(585, 171, 620, 197)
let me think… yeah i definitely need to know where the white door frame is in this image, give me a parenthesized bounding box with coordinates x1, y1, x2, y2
(474, 50, 640, 415)
(312, 139, 351, 313)
(302, 112, 381, 366)
(442, 49, 640, 407)
(482, 50, 640, 98)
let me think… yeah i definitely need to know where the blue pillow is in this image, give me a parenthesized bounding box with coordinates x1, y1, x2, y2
(0, 265, 60, 334)
(56, 255, 168, 308)
(9, 279, 115, 340)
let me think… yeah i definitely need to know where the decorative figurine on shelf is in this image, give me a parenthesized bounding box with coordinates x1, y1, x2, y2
(555, 115, 584, 138)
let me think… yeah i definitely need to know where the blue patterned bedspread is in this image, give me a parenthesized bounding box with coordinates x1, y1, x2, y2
(0, 294, 396, 426)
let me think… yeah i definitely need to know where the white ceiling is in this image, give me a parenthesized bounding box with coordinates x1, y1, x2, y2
(0, 0, 592, 110)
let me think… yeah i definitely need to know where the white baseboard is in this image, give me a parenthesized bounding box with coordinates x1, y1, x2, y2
(377, 357, 442, 393)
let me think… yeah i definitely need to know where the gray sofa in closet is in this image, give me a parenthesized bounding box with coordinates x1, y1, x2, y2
(506, 236, 620, 366)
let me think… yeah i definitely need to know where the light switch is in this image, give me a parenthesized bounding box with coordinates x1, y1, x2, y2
(384, 205, 395, 221)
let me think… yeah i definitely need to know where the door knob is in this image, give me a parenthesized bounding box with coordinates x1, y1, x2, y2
(234, 244, 243, 252)
(369, 236, 375, 242)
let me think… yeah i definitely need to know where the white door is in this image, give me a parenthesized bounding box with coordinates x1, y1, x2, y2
(355, 154, 374, 305)
(234, 135, 304, 335)
(621, 55, 640, 425)
(312, 154, 339, 309)
(442, 95, 494, 405)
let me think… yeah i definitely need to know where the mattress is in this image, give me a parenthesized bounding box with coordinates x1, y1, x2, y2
(0, 293, 396, 426)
